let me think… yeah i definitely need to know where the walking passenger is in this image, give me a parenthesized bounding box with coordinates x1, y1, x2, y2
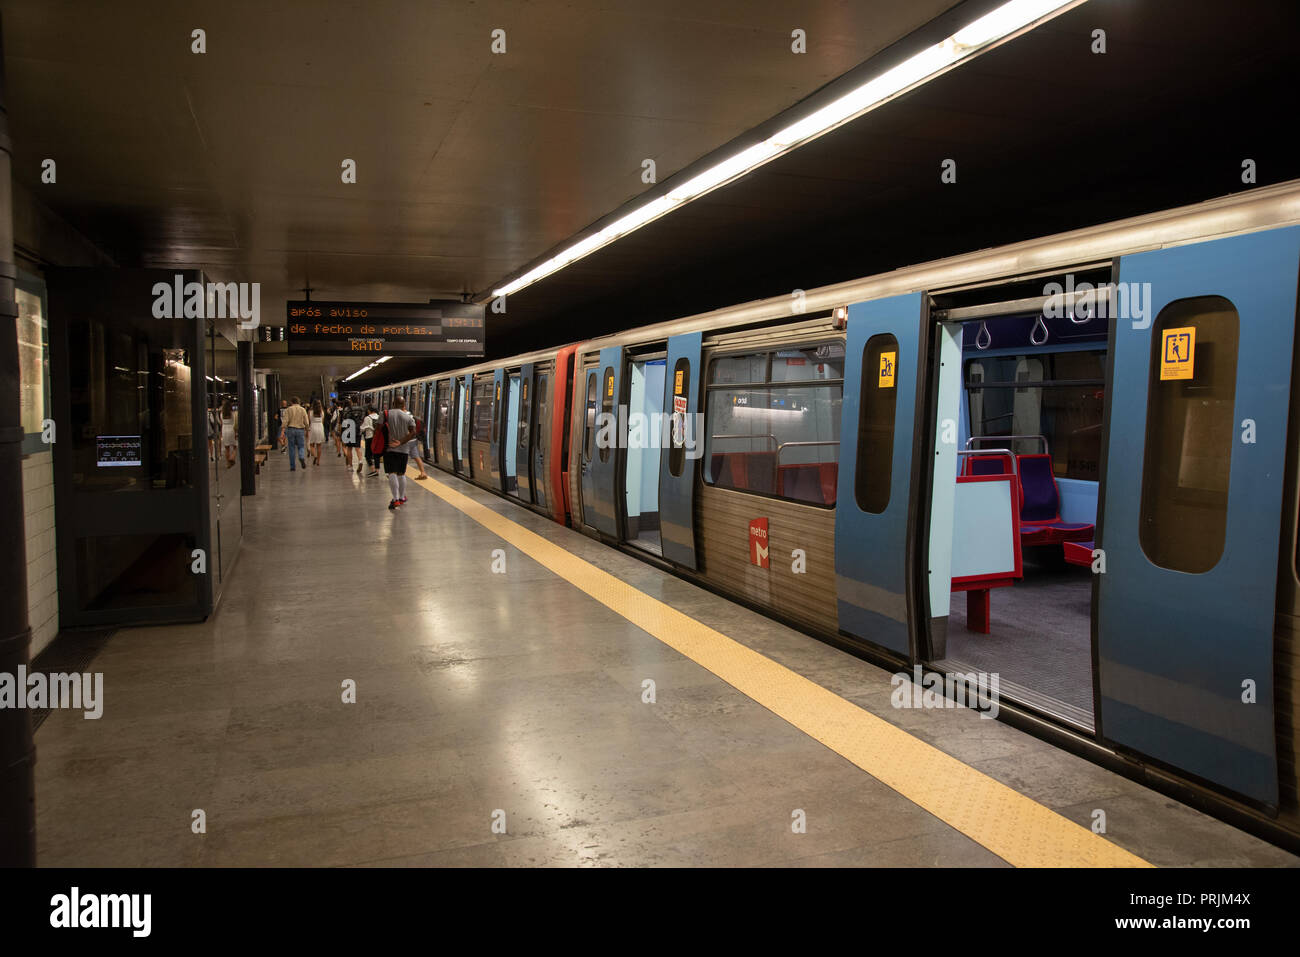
(384, 396, 418, 510)
(282, 396, 309, 470)
(308, 400, 326, 466)
(330, 402, 344, 458)
(412, 412, 429, 481)
(220, 398, 238, 469)
(278, 399, 289, 453)
(342, 398, 364, 472)
(361, 405, 380, 477)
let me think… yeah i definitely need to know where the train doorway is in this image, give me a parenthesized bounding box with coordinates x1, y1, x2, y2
(925, 282, 1110, 732)
(623, 355, 667, 556)
(504, 371, 521, 496)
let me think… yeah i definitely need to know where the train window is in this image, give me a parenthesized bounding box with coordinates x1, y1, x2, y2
(965, 350, 1106, 481)
(470, 378, 493, 442)
(583, 371, 598, 461)
(668, 358, 690, 478)
(599, 367, 615, 464)
(704, 344, 843, 507)
(1139, 296, 1239, 574)
(855, 334, 899, 514)
(435, 381, 451, 432)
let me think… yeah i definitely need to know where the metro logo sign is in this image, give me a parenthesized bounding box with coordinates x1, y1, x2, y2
(749, 518, 769, 569)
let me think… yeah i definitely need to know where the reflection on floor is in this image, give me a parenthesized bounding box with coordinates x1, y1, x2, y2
(946, 553, 1093, 720)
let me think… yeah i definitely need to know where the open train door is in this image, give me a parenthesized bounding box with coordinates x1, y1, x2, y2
(583, 347, 624, 537)
(835, 293, 925, 658)
(517, 361, 535, 502)
(1097, 226, 1300, 808)
(659, 332, 703, 569)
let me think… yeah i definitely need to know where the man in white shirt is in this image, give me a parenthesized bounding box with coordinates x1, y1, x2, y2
(361, 406, 380, 477)
(383, 397, 418, 510)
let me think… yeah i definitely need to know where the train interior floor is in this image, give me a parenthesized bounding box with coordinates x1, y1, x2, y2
(945, 557, 1094, 728)
(31, 457, 1300, 867)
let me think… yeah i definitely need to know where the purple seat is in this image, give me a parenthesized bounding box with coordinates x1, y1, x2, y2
(1015, 454, 1094, 544)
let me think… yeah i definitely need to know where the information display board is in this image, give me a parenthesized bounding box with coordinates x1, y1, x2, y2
(97, 435, 142, 467)
(285, 300, 485, 357)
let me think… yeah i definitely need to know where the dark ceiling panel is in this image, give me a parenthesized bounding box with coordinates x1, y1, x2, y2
(1, 0, 964, 311)
(3, 0, 1296, 393)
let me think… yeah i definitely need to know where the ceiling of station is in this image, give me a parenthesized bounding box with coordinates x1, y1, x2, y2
(1, 0, 962, 305)
(4, 0, 1298, 390)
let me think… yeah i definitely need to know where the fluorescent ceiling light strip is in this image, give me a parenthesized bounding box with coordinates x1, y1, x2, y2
(492, 0, 1079, 298)
(344, 353, 392, 382)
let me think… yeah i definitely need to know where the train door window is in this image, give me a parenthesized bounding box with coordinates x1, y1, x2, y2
(435, 381, 450, 465)
(668, 358, 689, 478)
(704, 344, 843, 506)
(504, 372, 520, 495)
(1139, 296, 1239, 574)
(534, 372, 549, 509)
(599, 367, 614, 464)
(855, 335, 899, 514)
(457, 382, 470, 466)
(435, 381, 450, 432)
(583, 369, 598, 461)
(492, 378, 501, 440)
(471, 378, 493, 442)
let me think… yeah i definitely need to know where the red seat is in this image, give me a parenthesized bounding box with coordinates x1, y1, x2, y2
(776, 462, 839, 505)
(1064, 540, 1095, 567)
(710, 450, 776, 494)
(962, 454, 1011, 477)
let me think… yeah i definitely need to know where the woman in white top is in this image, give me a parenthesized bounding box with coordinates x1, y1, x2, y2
(220, 398, 238, 469)
(308, 399, 326, 466)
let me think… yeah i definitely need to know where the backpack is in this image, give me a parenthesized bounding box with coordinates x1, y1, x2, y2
(370, 412, 388, 454)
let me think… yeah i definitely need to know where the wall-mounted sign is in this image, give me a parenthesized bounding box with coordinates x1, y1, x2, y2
(878, 351, 897, 388)
(285, 300, 485, 357)
(749, 517, 770, 569)
(97, 435, 142, 467)
(1160, 326, 1195, 381)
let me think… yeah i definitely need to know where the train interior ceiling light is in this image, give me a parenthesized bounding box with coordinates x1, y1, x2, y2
(490, 0, 1085, 300)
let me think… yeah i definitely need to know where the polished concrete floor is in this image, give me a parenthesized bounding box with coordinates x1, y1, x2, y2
(33, 452, 1300, 867)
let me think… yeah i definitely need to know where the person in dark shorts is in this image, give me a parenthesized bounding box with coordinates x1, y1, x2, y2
(361, 405, 380, 476)
(341, 398, 364, 472)
(383, 396, 418, 510)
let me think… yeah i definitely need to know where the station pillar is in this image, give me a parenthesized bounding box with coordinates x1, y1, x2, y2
(0, 12, 37, 867)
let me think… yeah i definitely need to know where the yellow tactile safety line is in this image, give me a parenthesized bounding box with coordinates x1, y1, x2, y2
(410, 474, 1151, 868)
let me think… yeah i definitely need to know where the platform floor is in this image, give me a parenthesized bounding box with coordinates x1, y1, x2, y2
(32, 450, 1300, 867)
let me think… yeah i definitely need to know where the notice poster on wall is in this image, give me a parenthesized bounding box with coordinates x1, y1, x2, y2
(97, 435, 142, 467)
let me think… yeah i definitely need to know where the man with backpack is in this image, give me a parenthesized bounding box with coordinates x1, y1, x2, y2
(361, 405, 381, 477)
(382, 396, 418, 510)
(341, 398, 365, 473)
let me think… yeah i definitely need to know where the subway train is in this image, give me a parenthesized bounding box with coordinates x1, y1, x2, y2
(364, 179, 1300, 849)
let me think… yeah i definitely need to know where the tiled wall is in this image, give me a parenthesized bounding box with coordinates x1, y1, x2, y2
(23, 449, 58, 656)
